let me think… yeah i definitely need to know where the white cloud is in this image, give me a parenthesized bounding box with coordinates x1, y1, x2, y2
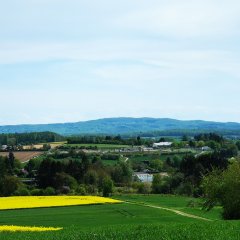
(1, 41, 239, 76)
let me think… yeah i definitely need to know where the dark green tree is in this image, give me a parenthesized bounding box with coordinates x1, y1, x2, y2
(102, 177, 114, 197)
(203, 162, 240, 219)
(152, 174, 162, 193)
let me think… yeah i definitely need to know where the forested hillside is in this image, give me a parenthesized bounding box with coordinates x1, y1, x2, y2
(0, 118, 240, 136)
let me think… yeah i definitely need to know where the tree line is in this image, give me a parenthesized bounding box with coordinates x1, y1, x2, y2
(0, 132, 64, 146)
(67, 135, 151, 146)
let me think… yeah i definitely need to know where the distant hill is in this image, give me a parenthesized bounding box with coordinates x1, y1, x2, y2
(1, 118, 240, 136)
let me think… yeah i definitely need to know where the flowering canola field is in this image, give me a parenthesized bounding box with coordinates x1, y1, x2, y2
(0, 196, 122, 210)
(0, 225, 62, 232)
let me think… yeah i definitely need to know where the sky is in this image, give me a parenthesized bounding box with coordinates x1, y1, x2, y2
(1, 0, 240, 125)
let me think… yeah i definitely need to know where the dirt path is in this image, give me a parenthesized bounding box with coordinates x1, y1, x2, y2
(125, 201, 212, 222)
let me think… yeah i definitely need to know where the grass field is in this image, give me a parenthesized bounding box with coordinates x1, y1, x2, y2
(0, 195, 239, 239)
(0, 151, 44, 163)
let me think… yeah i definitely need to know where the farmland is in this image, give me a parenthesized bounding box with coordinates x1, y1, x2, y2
(64, 143, 130, 150)
(23, 141, 66, 150)
(0, 196, 121, 210)
(0, 151, 43, 163)
(0, 195, 239, 240)
(0, 132, 239, 239)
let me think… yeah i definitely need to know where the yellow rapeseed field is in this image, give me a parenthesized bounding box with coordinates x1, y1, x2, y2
(0, 196, 122, 210)
(0, 225, 62, 232)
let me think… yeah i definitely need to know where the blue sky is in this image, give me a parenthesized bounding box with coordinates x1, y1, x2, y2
(1, 0, 240, 125)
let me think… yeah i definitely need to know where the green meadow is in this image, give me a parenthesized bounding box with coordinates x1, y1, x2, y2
(0, 195, 239, 240)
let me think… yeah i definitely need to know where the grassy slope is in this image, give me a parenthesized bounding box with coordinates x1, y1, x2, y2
(0, 195, 239, 240)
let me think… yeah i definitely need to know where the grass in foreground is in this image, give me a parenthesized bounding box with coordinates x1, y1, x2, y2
(0, 195, 239, 240)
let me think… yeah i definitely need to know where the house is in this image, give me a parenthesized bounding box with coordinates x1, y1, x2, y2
(153, 142, 172, 148)
(201, 146, 211, 151)
(1, 145, 8, 151)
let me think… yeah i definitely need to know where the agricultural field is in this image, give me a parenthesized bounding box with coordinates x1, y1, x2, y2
(23, 144, 43, 150)
(0, 151, 44, 163)
(0, 196, 121, 210)
(0, 195, 239, 240)
(64, 143, 130, 150)
(23, 141, 66, 150)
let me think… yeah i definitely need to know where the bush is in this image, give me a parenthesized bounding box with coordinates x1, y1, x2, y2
(86, 185, 98, 195)
(31, 188, 43, 196)
(175, 182, 194, 196)
(121, 187, 136, 194)
(54, 172, 78, 190)
(60, 186, 71, 194)
(43, 187, 56, 196)
(15, 187, 30, 196)
(76, 185, 86, 195)
(137, 183, 151, 194)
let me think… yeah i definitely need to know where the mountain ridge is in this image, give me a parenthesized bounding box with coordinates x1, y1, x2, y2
(1, 117, 240, 136)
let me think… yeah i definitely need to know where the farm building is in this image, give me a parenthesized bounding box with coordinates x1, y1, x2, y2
(153, 142, 172, 148)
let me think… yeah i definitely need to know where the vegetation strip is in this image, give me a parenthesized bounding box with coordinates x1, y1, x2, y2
(124, 201, 212, 221)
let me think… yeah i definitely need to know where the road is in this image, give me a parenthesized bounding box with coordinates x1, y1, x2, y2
(125, 201, 212, 221)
